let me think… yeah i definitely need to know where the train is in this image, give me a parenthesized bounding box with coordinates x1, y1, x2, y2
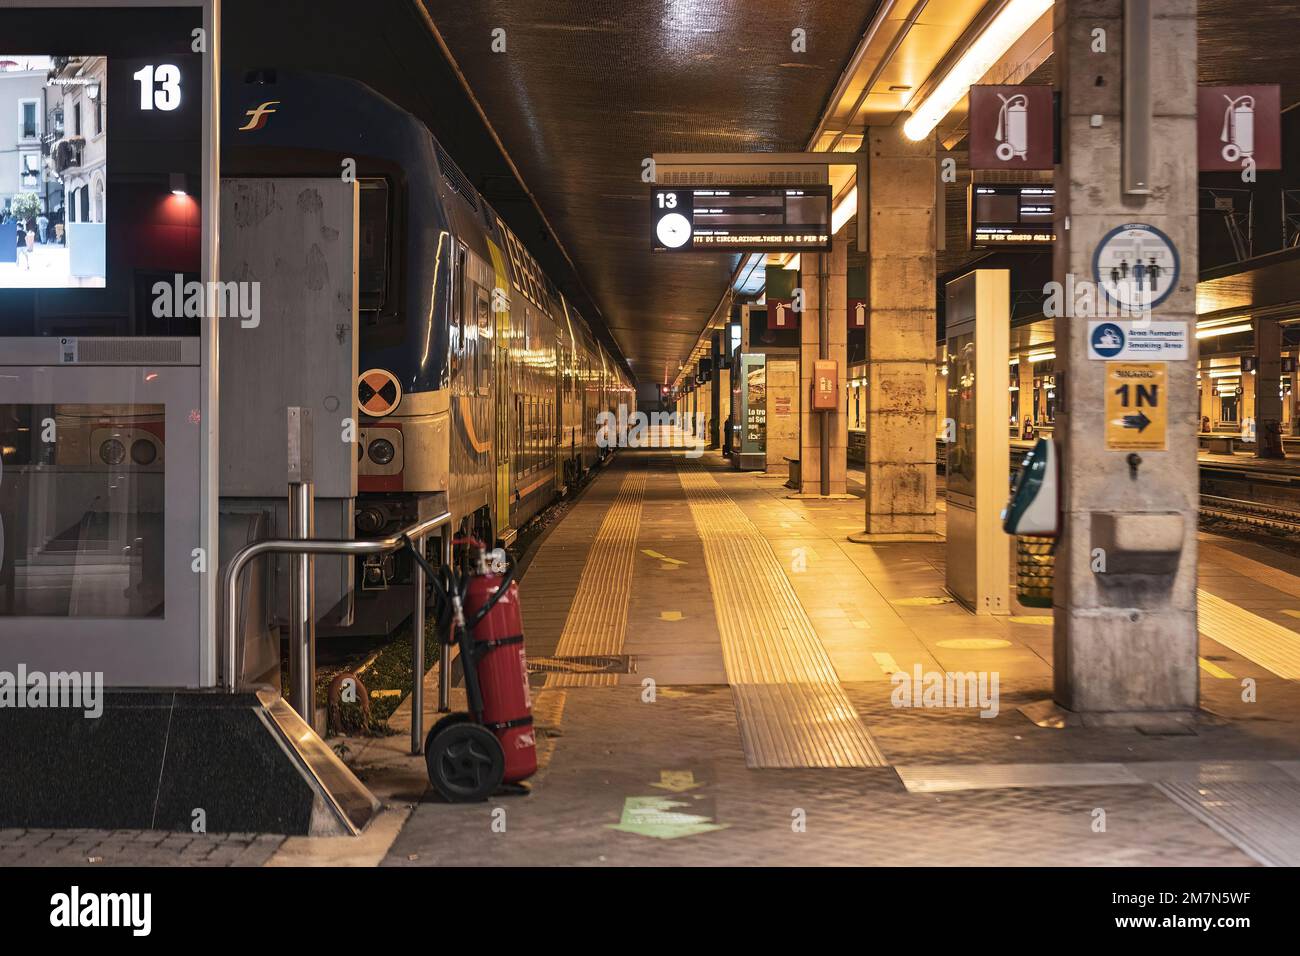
(222, 69, 633, 618)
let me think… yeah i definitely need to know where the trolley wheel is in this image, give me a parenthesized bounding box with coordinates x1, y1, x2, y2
(424, 711, 474, 754)
(425, 719, 505, 802)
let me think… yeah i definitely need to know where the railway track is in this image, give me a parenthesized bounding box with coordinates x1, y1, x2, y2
(1198, 495, 1300, 534)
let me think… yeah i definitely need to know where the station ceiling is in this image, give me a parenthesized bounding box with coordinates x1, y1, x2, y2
(228, 1, 1300, 386)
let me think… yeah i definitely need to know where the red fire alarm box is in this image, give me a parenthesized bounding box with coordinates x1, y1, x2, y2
(812, 359, 839, 411)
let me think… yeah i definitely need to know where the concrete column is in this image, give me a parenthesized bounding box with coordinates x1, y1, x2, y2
(797, 237, 849, 496)
(855, 123, 938, 538)
(1255, 319, 1284, 457)
(1053, 0, 1199, 717)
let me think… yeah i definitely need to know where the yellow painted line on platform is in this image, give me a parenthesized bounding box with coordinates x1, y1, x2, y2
(1198, 657, 1235, 679)
(677, 463, 886, 768)
(546, 470, 647, 688)
(659, 610, 684, 622)
(1197, 589, 1300, 680)
(872, 652, 903, 677)
(1009, 615, 1053, 625)
(1283, 610, 1300, 621)
(893, 596, 954, 607)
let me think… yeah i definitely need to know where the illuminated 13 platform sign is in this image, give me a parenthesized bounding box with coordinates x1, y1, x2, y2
(651, 186, 831, 252)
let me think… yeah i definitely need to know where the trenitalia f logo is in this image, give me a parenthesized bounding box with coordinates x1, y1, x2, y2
(238, 100, 280, 131)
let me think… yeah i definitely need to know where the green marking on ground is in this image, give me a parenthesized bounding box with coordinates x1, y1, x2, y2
(606, 796, 728, 840)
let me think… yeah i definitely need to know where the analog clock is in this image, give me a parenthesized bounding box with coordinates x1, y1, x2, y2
(655, 212, 692, 249)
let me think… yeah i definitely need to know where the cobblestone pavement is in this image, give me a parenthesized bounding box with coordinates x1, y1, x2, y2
(0, 828, 285, 867)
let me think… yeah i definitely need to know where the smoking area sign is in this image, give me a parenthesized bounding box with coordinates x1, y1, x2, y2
(1088, 321, 1189, 360)
(1105, 362, 1167, 451)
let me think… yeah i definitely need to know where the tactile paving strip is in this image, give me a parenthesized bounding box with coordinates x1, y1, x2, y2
(1198, 589, 1300, 679)
(1156, 779, 1300, 867)
(677, 464, 886, 768)
(545, 470, 646, 687)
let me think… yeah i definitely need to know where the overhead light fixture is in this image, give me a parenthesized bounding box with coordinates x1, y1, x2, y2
(831, 185, 858, 235)
(784, 254, 801, 271)
(902, 0, 1055, 141)
(1025, 349, 1056, 363)
(1195, 323, 1251, 339)
(169, 172, 187, 197)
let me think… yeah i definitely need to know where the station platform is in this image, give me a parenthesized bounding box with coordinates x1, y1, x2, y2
(377, 449, 1300, 866)
(7, 448, 1300, 867)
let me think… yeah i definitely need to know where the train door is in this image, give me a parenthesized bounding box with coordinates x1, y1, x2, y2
(485, 238, 514, 545)
(493, 282, 513, 544)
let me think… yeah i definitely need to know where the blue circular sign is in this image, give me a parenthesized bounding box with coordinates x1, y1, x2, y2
(1092, 222, 1180, 311)
(1090, 322, 1126, 357)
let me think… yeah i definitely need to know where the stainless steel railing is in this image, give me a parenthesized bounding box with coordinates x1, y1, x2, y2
(222, 510, 454, 755)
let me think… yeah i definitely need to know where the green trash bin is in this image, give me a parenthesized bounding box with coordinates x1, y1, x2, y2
(1016, 536, 1055, 608)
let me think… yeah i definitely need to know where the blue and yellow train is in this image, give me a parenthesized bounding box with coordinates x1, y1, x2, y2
(223, 69, 633, 600)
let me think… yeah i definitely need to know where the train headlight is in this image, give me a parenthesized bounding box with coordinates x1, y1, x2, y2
(99, 438, 126, 465)
(130, 439, 157, 466)
(367, 438, 396, 465)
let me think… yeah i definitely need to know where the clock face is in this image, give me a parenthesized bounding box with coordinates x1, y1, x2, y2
(656, 212, 692, 249)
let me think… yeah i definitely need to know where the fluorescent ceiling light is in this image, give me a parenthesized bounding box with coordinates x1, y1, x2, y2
(784, 254, 801, 271)
(903, 0, 1055, 141)
(1196, 323, 1251, 339)
(1026, 350, 1055, 363)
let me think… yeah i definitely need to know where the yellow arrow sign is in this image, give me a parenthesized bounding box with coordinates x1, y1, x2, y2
(659, 610, 684, 622)
(650, 770, 701, 792)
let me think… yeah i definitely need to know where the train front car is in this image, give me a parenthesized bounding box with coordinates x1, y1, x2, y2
(223, 70, 466, 630)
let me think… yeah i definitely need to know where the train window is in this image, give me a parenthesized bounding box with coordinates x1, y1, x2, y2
(358, 178, 390, 313)
(475, 287, 491, 395)
(454, 249, 467, 359)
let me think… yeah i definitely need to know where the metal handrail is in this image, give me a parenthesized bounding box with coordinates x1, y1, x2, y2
(222, 510, 453, 754)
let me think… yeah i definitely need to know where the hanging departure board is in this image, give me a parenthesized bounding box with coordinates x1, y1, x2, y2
(651, 185, 832, 252)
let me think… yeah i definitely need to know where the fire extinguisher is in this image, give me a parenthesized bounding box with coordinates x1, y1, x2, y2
(995, 92, 1029, 162)
(405, 537, 537, 802)
(461, 554, 537, 785)
(1220, 94, 1255, 164)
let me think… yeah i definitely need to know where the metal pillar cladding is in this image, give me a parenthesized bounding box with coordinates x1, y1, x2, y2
(943, 270, 1010, 615)
(1255, 318, 1285, 458)
(1053, 0, 1199, 714)
(287, 407, 316, 725)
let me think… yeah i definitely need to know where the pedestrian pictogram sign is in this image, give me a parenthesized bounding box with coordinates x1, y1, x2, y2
(358, 368, 402, 417)
(1105, 362, 1166, 451)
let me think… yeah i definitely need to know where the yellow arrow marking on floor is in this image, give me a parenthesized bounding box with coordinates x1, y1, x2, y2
(659, 610, 684, 622)
(893, 596, 954, 607)
(1198, 657, 1235, 679)
(1282, 610, 1300, 620)
(1009, 615, 1054, 625)
(872, 652, 903, 677)
(641, 548, 685, 566)
(650, 770, 701, 792)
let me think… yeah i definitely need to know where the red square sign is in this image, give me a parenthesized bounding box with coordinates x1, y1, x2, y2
(968, 85, 1054, 170)
(767, 298, 799, 330)
(1198, 85, 1281, 172)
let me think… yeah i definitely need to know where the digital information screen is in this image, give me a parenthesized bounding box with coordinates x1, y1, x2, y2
(652, 185, 831, 252)
(0, 5, 204, 336)
(969, 184, 1056, 248)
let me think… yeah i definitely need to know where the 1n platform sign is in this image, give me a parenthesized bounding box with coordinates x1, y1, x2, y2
(1105, 362, 1167, 451)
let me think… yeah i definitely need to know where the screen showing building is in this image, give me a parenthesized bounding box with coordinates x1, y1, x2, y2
(0, 55, 107, 288)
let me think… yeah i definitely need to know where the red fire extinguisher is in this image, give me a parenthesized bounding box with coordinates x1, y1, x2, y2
(408, 538, 537, 801)
(461, 564, 537, 784)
